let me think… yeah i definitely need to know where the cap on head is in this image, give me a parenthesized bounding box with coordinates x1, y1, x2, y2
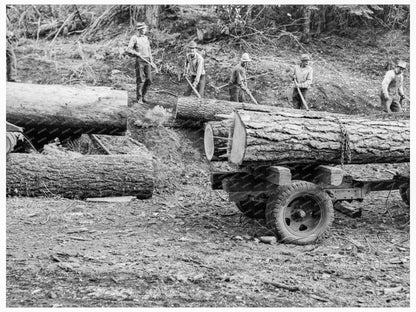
(397, 60, 406, 69)
(301, 54, 310, 61)
(136, 22, 147, 30)
(241, 53, 252, 62)
(188, 41, 197, 49)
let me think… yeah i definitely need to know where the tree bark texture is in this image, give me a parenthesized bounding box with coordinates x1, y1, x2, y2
(229, 110, 410, 166)
(6, 82, 128, 148)
(6, 153, 154, 199)
(175, 96, 284, 122)
(175, 96, 409, 124)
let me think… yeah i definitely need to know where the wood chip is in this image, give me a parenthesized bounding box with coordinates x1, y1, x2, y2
(85, 196, 136, 203)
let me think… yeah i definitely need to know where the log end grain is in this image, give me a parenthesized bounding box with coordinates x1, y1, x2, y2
(229, 111, 247, 165)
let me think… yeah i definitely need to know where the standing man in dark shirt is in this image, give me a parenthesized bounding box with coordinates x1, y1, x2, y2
(229, 53, 251, 102)
(127, 22, 155, 104)
(184, 41, 206, 97)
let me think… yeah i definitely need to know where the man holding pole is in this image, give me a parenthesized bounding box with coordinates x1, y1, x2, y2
(292, 54, 313, 109)
(127, 22, 156, 104)
(380, 60, 406, 113)
(6, 31, 18, 82)
(184, 41, 206, 98)
(229, 53, 255, 103)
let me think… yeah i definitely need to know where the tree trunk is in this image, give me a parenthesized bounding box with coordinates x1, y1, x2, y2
(301, 5, 312, 43)
(145, 5, 161, 29)
(6, 82, 128, 149)
(204, 120, 233, 161)
(175, 96, 284, 123)
(6, 152, 154, 199)
(228, 110, 410, 166)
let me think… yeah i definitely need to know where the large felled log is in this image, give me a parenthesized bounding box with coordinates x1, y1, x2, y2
(228, 110, 410, 166)
(6, 152, 154, 199)
(175, 96, 282, 122)
(175, 96, 411, 124)
(6, 82, 128, 148)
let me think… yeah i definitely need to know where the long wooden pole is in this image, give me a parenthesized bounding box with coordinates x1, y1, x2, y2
(185, 76, 202, 98)
(294, 79, 309, 110)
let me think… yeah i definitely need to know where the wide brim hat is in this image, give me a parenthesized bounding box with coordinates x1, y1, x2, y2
(301, 54, 311, 61)
(241, 53, 252, 62)
(188, 41, 197, 48)
(136, 22, 147, 30)
(397, 60, 406, 69)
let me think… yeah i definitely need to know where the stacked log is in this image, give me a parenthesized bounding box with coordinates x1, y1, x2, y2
(225, 110, 410, 166)
(6, 151, 154, 199)
(6, 82, 128, 148)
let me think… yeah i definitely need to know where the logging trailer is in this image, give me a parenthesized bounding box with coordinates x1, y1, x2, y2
(211, 164, 410, 245)
(204, 110, 410, 245)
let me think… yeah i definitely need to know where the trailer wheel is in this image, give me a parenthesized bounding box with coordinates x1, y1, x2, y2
(235, 199, 266, 219)
(266, 181, 334, 245)
(399, 185, 410, 206)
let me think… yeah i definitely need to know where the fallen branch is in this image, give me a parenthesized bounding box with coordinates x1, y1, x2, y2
(264, 281, 300, 292)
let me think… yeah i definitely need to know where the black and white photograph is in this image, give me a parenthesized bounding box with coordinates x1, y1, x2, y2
(4, 2, 412, 308)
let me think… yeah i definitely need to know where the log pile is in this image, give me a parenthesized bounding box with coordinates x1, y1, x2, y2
(6, 83, 155, 199)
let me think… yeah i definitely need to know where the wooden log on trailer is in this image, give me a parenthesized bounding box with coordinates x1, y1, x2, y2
(6, 152, 154, 199)
(6, 82, 128, 149)
(228, 110, 410, 166)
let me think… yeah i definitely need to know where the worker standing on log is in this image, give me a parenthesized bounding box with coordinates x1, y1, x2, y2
(6, 31, 18, 82)
(127, 22, 155, 104)
(184, 41, 206, 97)
(292, 54, 313, 109)
(380, 60, 406, 113)
(229, 53, 252, 102)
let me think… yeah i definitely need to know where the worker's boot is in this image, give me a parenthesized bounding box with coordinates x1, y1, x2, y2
(136, 83, 145, 105)
(142, 80, 151, 103)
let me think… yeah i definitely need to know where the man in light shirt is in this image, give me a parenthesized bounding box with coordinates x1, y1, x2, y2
(127, 22, 154, 104)
(184, 41, 206, 97)
(380, 60, 406, 113)
(292, 54, 313, 109)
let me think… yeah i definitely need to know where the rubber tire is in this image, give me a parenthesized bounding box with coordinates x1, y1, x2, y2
(235, 199, 266, 219)
(265, 181, 334, 245)
(399, 185, 410, 206)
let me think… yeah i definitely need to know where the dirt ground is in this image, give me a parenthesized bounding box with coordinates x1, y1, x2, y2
(6, 26, 411, 308)
(6, 158, 410, 307)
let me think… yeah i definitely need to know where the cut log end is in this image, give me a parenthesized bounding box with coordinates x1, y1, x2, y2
(229, 111, 247, 165)
(204, 123, 215, 161)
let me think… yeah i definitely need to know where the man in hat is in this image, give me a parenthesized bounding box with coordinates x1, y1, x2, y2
(6, 31, 18, 82)
(380, 60, 406, 113)
(184, 41, 206, 97)
(229, 53, 252, 102)
(292, 54, 313, 109)
(127, 22, 155, 104)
